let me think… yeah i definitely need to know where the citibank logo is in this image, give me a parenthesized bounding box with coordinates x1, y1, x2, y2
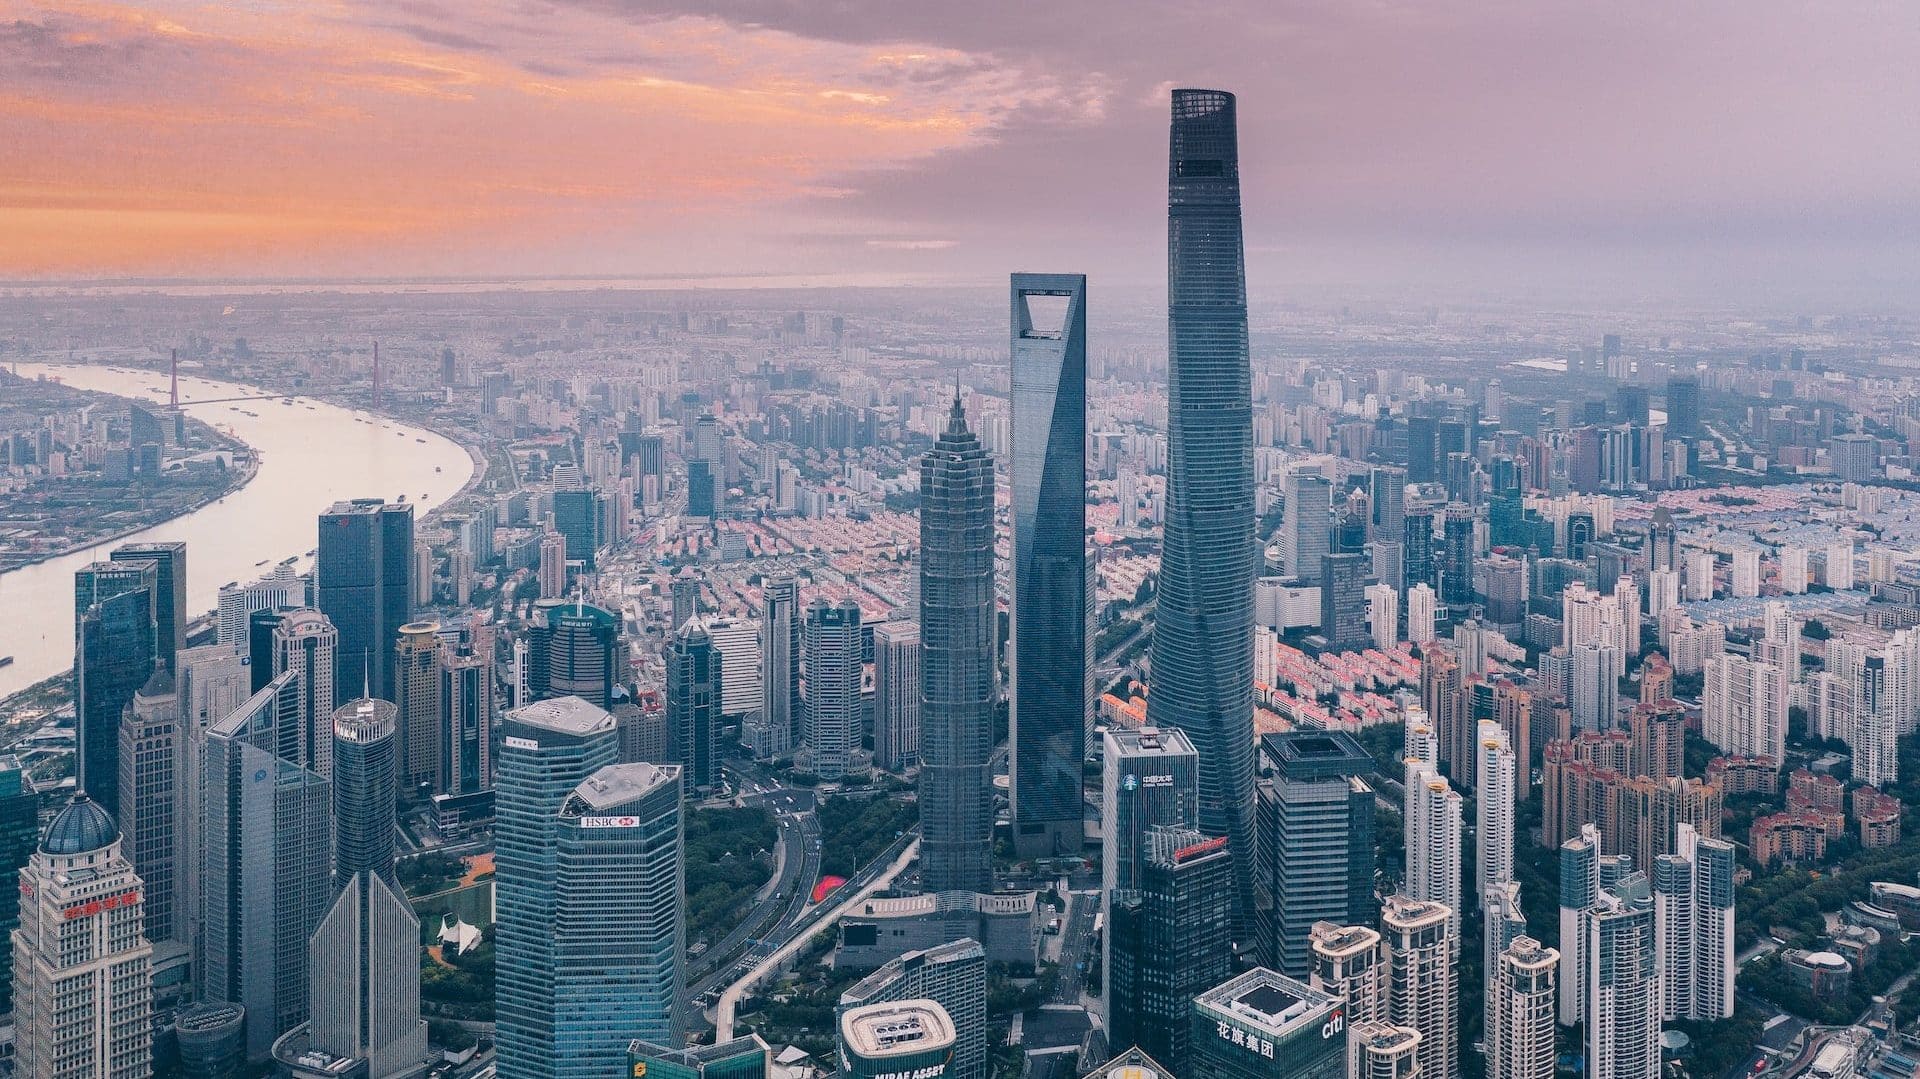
(1322, 1010, 1345, 1039)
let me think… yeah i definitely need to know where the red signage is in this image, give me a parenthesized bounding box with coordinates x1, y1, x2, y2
(1174, 836, 1229, 863)
(63, 889, 139, 920)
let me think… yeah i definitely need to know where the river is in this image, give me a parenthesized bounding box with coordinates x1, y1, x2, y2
(0, 363, 474, 699)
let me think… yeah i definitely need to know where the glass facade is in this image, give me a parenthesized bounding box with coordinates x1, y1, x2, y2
(667, 620, 720, 789)
(1009, 273, 1091, 858)
(75, 559, 157, 818)
(1150, 89, 1258, 931)
(917, 399, 997, 893)
(1258, 732, 1377, 976)
(316, 498, 415, 706)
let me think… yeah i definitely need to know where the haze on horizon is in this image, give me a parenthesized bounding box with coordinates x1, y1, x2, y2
(7, 1, 1920, 306)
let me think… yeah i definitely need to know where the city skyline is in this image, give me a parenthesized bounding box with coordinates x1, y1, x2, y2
(3, 4, 1919, 304)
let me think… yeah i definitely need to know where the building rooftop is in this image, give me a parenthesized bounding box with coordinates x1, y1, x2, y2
(1193, 968, 1338, 1040)
(1107, 725, 1196, 758)
(839, 1000, 955, 1058)
(563, 762, 679, 813)
(1262, 729, 1375, 780)
(41, 792, 120, 855)
(506, 695, 616, 739)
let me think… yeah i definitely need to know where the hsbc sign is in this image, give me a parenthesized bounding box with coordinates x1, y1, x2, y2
(579, 816, 640, 829)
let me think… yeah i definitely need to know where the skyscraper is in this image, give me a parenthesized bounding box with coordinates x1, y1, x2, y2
(0, 757, 37, 1014)
(1476, 719, 1517, 902)
(1308, 922, 1387, 1026)
(873, 621, 921, 771)
(391, 620, 443, 795)
(317, 498, 415, 705)
(112, 540, 186, 672)
(1256, 731, 1376, 976)
(439, 641, 494, 796)
(76, 557, 157, 818)
(495, 697, 620, 1079)
(1318, 552, 1371, 653)
(757, 575, 803, 759)
(1107, 827, 1235, 1074)
(1404, 761, 1463, 951)
(667, 618, 721, 791)
(1580, 876, 1660, 1079)
(1187, 968, 1346, 1079)
(804, 597, 864, 779)
(551, 763, 685, 1075)
(527, 599, 621, 710)
(1283, 471, 1332, 583)
(117, 662, 181, 943)
(1402, 511, 1436, 595)
(270, 607, 339, 778)
(918, 397, 996, 893)
(1152, 86, 1258, 938)
(1010, 273, 1091, 860)
(13, 794, 153, 1079)
(551, 485, 606, 570)
(1653, 822, 1735, 1021)
(840, 938, 988, 1079)
(1370, 466, 1407, 539)
(1487, 936, 1558, 1079)
(286, 696, 427, 1079)
(1383, 894, 1459, 1079)
(199, 671, 333, 1061)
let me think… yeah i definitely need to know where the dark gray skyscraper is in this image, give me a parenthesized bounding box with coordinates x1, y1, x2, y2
(317, 498, 414, 705)
(1010, 273, 1090, 858)
(331, 697, 399, 885)
(1149, 88, 1257, 932)
(111, 541, 186, 672)
(918, 397, 996, 894)
(666, 618, 720, 791)
(76, 558, 157, 819)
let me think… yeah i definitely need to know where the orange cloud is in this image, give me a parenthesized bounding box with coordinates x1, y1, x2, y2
(0, 2, 1071, 278)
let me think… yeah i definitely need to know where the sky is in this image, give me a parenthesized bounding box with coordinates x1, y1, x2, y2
(6, 2, 1920, 301)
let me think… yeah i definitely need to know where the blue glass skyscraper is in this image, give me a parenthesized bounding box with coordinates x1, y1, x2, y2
(495, 697, 620, 1079)
(1148, 88, 1257, 932)
(1010, 273, 1090, 858)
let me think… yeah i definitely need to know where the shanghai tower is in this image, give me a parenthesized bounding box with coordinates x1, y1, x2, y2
(1148, 89, 1257, 931)
(918, 396, 997, 893)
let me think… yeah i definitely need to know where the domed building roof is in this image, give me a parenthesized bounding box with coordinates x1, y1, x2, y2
(41, 792, 120, 855)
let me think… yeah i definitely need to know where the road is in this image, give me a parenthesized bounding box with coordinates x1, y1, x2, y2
(686, 783, 822, 993)
(1050, 887, 1100, 1005)
(713, 835, 921, 1041)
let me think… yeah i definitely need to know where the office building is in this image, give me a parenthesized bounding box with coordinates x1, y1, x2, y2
(527, 599, 621, 710)
(1152, 88, 1258, 934)
(1307, 922, 1386, 1026)
(549, 763, 685, 1074)
(1653, 822, 1736, 1021)
(392, 620, 443, 794)
(551, 486, 605, 570)
(112, 541, 186, 671)
(840, 938, 988, 1079)
(1487, 936, 1558, 1079)
(1103, 727, 1200, 897)
(918, 396, 997, 890)
(1830, 432, 1879, 481)
(317, 498, 415, 706)
(1283, 471, 1333, 583)
(667, 618, 721, 791)
(1367, 583, 1399, 651)
(1371, 466, 1407, 539)
(873, 621, 921, 772)
(1010, 273, 1092, 859)
(268, 607, 340, 779)
(439, 642, 493, 796)
(76, 557, 158, 818)
(1383, 894, 1458, 1079)
(538, 531, 567, 598)
(1256, 731, 1376, 976)
(839, 1000, 956, 1079)
(117, 662, 181, 943)
(757, 575, 803, 759)
(628, 1035, 772, 1079)
(1319, 552, 1371, 653)
(1666, 377, 1699, 438)
(0, 758, 36, 1014)
(217, 563, 304, 645)
(804, 597, 865, 779)
(1187, 968, 1345, 1079)
(199, 672, 333, 1061)
(1107, 827, 1235, 1073)
(283, 696, 427, 1079)
(494, 697, 620, 1079)
(704, 616, 761, 721)
(13, 794, 153, 1079)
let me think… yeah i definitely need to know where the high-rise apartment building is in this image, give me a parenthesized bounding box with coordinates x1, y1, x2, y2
(757, 575, 803, 759)
(76, 557, 157, 818)
(873, 621, 921, 771)
(1349, 1024, 1422, 1079)
(1404, 762, 1463, 951)
(14, 794, 153, 1079)
(1308, 922, 1386, 1026)
(269, 607, 339, 778)
(1010, 273, 1091, 859)
(494, 697, 621, 1079)
(1487, 936, 1557, 1079)
(199, 671, 333, 1062)
(1653, 822, 1736, 1021)
(1383, 894, 1458, 1079)
(550, 763, 685, 1075)
(1477, 719, 1517, 903)
(1406, 583, 1437, 647)
(803, 598, 864, 779)
(1703, 653, 1788, 764)
(1256, 731, 1376, 975)
(1152, 88, 1258, 934)
(918, 397, 997, 892)
(317, 498, 414, 706)
(1579, 875, 1660, 1079)
(840, 938, 988, 1079)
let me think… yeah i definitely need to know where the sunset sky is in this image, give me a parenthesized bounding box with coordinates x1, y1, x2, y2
(7, 2, 1920, 297)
